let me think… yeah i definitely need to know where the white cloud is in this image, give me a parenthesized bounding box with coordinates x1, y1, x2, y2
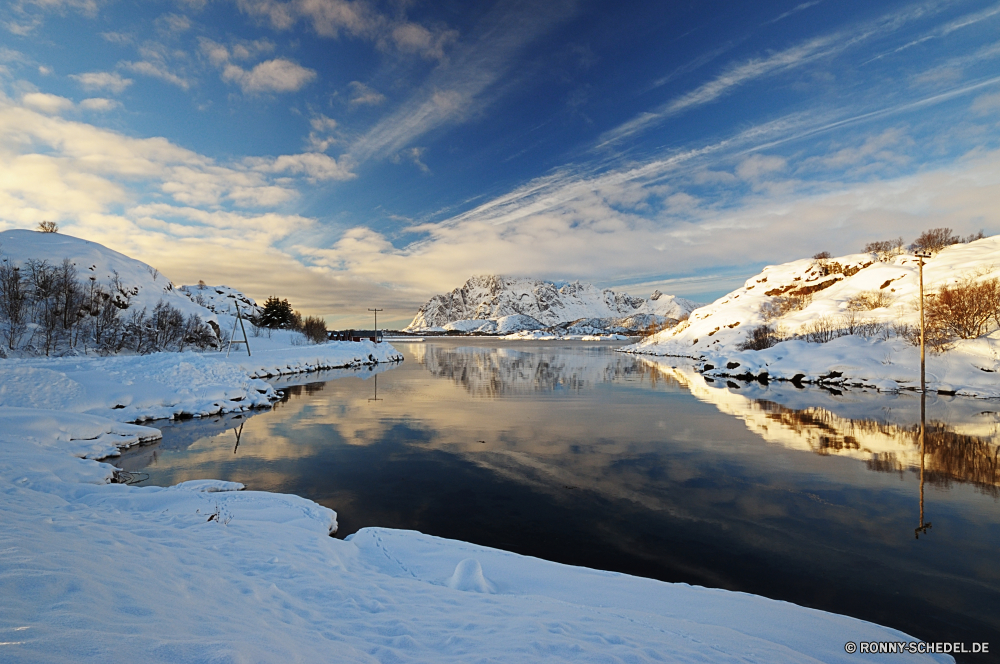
(100, 31, 133, 45)
(156, 13, 191, 33)
(736, 154, 787, 180)
(20, 92, 73, 114)
(38, 65, 52, 75)
(348, 81, 385, 106)
(121, 60, 190, 89)
(391, 147, 429, 174)
(79, 97, 119, 111)
(222, 58, 316, 93)
(972, 91, 1000, 115)
(251, 152, 355, 181)
(234, 0, 457, 60)
(70, 71, 133, 93)
(306, 114, 340, 151)
(390, 23, 457, 60)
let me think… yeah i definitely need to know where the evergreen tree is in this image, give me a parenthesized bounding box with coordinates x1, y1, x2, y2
(259, 296, 295, 329)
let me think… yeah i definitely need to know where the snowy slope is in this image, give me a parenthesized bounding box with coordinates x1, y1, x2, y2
(625, 236, 1000, 397)
(0, 229, 216, 324)
(406, 275, 698, 333)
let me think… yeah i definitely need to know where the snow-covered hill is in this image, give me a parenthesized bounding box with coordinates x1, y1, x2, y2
(625, 235, 1000, 397)
(0, 229, 214, 324)
(0, 230, 275, 355)
(405, 275, 699, 334)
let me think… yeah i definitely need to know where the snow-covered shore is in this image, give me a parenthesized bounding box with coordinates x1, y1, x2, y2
(0, 344, 954, 662)
(624, 236, 1000, 398)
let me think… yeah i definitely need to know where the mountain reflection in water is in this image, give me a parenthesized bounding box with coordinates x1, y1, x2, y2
(117, 340, 1000, 660)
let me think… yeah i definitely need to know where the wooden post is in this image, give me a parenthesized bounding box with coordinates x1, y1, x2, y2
(915, 251, 931, 395)
(914, 251, 932, 539)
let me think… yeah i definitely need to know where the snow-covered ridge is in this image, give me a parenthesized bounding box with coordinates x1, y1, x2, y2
(406, 275, 699, 334)
(625, 236, 1000, 397)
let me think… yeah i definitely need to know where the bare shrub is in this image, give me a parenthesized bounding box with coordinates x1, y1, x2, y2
(813, 251, 832, 260)
(761, 293, 811, 321)
(737, 324, 781, 351)
(926, 274, 1000, 340)
(0, 254, 27, 350)
(910, 227, 959, 254)
(801, 316, 844, 343)
(301, 315, 328, 344)
(37, 220, 58, 233)
(892, 318, 919, 346)
(963, 230, 986, 243)
(846, 289, 893, 311)
(864, 237, 904, 262)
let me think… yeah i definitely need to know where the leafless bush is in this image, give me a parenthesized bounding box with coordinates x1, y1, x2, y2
(864, 237, 905, 262)
(761, 293, 812, 321)
(801, 316, 844, 343)
(301, 315, 328, 344)
(926, 273, 1000, 340)
(891, 318, 919, 346)
(737, 324, 782, 350)
(813, 251, 832, 260)
(37, 220, 58, 233)
(910, 227, 959, 254)
(963, 229, 986, 243)
(846, 289, 893, 311)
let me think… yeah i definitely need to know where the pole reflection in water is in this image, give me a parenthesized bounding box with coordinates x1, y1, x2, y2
(915, 389, 932, 539)
(368, 373, 383, 403)
(232, 420, 245, 455)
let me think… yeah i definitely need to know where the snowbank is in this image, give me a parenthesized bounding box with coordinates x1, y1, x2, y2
(0, 340, 401, 422)
(625, 236, 1000, 397)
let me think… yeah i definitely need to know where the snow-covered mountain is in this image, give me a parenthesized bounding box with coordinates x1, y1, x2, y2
(405, 275, 699, 334)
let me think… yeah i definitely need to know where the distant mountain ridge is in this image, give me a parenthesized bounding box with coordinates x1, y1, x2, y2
(405, 275, 699, 334)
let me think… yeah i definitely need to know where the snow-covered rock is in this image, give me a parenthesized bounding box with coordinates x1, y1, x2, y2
(624, 235, 1000, 397)
(406, 275, 698, 334)
(178, 283, 263, 319)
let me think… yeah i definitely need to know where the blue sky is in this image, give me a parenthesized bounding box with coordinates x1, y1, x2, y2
(1, 0, 999, 326)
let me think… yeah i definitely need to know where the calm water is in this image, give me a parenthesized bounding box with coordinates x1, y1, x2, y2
(119, 339, 1000, 659)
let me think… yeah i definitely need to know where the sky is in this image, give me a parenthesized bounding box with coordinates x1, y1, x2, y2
(0, 0, 999, 328)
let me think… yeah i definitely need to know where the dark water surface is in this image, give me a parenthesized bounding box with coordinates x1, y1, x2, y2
(119, 339, 1000, 659)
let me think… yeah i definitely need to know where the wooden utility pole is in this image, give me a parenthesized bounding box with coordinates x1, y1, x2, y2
(914, 251, 932, 539)
(368, 308, 383, 342)
(915, 251, 931, 394)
